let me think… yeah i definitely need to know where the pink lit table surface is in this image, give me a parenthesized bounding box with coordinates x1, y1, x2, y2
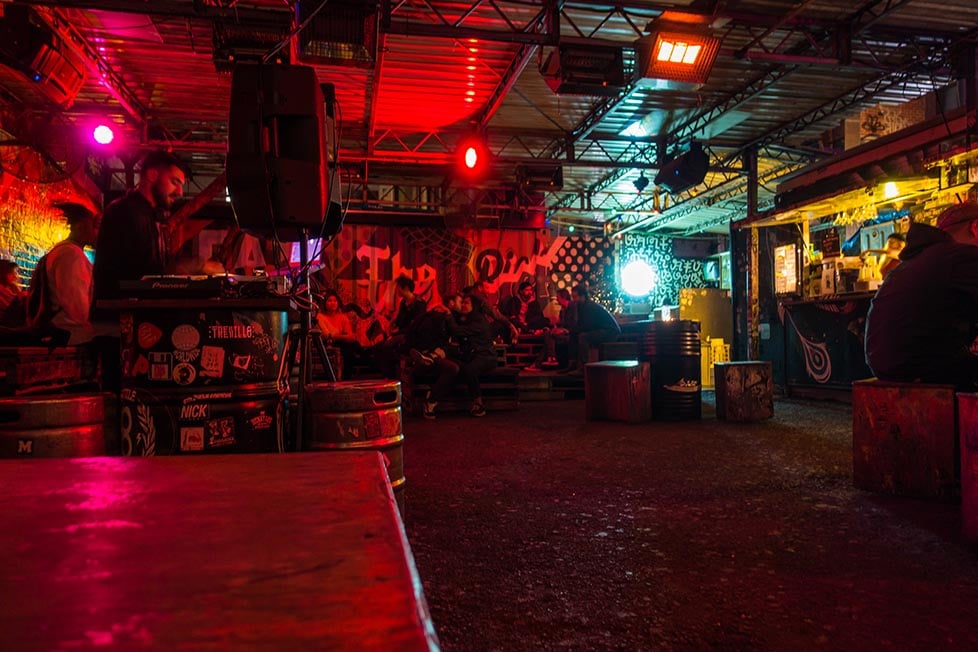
(0, 452, 438, 651)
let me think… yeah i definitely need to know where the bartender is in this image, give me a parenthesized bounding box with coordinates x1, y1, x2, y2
(861, 233, 906, 279)
(864, 202, 978, 389)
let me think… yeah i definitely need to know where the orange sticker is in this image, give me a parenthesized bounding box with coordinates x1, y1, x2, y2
(137, 322, 163, 349)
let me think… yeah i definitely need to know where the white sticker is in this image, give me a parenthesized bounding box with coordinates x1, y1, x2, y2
(180, 427, 204, 452)
(199, 345, 225, 378)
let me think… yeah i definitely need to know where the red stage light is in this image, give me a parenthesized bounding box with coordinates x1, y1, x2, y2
(456, 134, 490, 182)
(92, 124, 114, 145)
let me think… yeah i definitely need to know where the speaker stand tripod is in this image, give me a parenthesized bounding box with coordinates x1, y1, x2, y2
(280, 228, 336, 452)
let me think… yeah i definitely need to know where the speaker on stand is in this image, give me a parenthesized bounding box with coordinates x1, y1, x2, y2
(654, 143, 709, 195)
(226, 62, 344, 450)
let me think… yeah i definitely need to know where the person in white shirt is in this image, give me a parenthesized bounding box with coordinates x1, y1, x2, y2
(27, 202, 100, 345)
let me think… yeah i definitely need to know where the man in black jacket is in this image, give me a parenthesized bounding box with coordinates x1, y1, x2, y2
(90, 150, 188, 391)
(566, 284, 620, 373)
(865, 202, 978, 389)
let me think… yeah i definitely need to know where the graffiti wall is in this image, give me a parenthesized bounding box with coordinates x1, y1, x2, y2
(619, 233, 706, 308)
(285, 225, 620, 316)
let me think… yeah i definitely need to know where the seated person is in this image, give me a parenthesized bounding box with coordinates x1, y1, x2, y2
(865, 202, 978, 389)
(0, 259, 26, 327)
(469, 279, 519, 343)
(499, 281, 549, 334)
(526, 288, 574, 371)
(315, 290, 360, 379)
(422, 293, 497, 419)
(375, 275, 427, 378)
(346, 302, 389, 349)
(408, 294, 461, 419)
(26, 202, 101, 344)
(565, 284, 620, 373)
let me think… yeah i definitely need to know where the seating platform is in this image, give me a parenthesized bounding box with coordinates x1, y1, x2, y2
(405, 366, 520, 415)
(505, 335, 544, 368)
(0, 346, 89, 395)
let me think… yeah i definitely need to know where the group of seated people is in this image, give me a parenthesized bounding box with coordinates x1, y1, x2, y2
(311, 275, 622, 419)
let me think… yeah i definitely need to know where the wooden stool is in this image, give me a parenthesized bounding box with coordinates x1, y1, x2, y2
(714, 361, 773, 421)
(955, 393, 978, 540)
(852, 379, 958, 500)
(585, 361, 651, 423)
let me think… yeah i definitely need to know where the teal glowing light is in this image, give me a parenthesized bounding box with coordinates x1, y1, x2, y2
(621, 259, 657, 296)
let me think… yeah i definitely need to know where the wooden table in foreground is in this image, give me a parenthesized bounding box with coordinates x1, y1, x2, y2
(0, 452, 439, 651)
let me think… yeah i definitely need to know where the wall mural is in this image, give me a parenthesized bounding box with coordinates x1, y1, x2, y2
(619, 233, 706, 308)
(549, 236, 617, 307)
(309, 225, 570, 316)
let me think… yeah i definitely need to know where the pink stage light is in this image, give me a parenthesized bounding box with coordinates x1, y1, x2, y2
(92, 124, 114, 145)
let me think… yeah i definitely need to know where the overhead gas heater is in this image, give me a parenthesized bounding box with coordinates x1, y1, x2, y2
(634, 13, 721, 90)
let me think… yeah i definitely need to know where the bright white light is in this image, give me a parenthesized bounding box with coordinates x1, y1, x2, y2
(883, 181, 898, 199)
(621, 259, 657, 297)
(621, 121, 650, 137)
(92, 124, 114, 145)
(682, 44, 701, 65)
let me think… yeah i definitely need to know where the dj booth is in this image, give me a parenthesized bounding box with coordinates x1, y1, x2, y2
(103, 276, 297, 456)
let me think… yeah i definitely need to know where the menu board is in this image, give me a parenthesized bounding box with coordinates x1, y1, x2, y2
(821, 229, 841, 258)
(774, 244, 798, 295)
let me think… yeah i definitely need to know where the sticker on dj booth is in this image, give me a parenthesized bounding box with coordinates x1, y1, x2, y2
(199, 345, 225, 378)
(149, 352, 172, 381)
(138, 322, 163, 349)
(171, 324, 200, 351)
(173, 363, 196, 386)
(248, 410, 274, 431)
(206, 416, 235, 448)
(180, 427, 204, 452)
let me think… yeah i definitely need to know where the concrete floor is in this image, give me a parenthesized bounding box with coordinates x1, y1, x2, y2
(401, 395, 978, 651)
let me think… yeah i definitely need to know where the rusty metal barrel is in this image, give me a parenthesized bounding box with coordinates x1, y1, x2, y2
(305, 380, 405, 516)
(0, 395, 105, 458)
(640, 319, 702, 420)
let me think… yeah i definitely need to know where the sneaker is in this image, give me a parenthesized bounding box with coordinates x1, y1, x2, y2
(410, 348, 434, 367)
(470, 401, 486, 418)
(524, 363, 543, 372)
(423, 400, 437, 420)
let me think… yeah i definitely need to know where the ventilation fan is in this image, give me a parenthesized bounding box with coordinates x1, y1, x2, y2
(0, 110, 86, 184)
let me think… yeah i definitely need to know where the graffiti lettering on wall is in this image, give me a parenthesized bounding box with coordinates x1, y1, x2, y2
(621, 233, 705, 308)
(313, 225, 571, 317)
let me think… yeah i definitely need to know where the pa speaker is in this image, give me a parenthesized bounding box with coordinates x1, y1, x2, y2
(227, 63, 342, 241)
(654, 145, 709, 195)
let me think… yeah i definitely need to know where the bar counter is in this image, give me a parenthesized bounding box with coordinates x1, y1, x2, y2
(779, 291, 875, 396)
(0, 452, 438, 650)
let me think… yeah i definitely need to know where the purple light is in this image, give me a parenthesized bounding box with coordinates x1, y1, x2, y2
(93, 125, 114, 145)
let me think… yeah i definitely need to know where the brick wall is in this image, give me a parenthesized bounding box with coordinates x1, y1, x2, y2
(0, 173, 89, 287)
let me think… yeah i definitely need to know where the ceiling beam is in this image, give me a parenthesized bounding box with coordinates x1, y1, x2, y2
(33, 6, 151, 126)
(16, 0, 288, 23)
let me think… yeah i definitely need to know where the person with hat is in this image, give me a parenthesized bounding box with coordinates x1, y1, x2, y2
(865, 201, 978, 389)
(26, 202, 100, 345)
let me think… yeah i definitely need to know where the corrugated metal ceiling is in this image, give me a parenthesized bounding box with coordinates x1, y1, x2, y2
(0, 0, 975, 235)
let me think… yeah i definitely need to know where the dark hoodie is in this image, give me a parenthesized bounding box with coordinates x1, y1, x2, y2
(864, 222, 978, 387)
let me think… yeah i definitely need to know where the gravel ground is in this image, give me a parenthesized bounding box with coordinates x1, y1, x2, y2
(401, 395, 978, 651)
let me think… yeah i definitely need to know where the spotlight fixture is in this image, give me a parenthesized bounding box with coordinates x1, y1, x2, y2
(92, 124, 114, 145)
(654, 143, 709, 194)
(633, 173, 650, 193)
